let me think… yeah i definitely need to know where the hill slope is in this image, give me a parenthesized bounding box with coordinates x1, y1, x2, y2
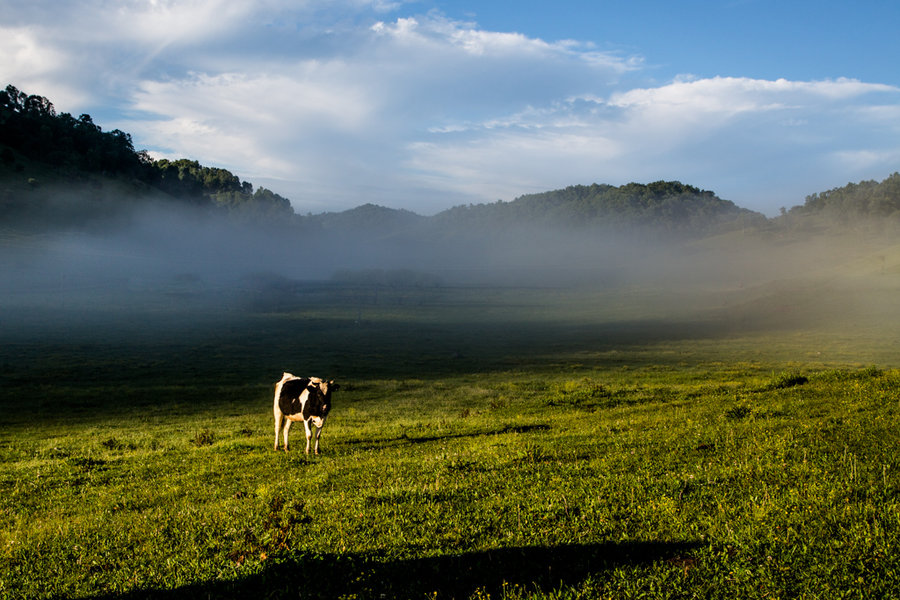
(431, 181, 765, 236)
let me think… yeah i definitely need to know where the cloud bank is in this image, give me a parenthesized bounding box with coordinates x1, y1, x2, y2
(2, 0, 899, 215)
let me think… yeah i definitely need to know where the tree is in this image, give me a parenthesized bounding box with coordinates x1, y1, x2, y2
(0, 84, 27, 112)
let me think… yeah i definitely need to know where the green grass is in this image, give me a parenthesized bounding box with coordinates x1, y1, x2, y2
(2, 283, 900, 599)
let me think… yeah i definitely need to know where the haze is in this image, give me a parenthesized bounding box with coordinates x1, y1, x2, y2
(3, 195, 898, 366)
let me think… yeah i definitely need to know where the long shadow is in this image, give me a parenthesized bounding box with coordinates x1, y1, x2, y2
(339, 423, 552, 450)
(78, 541, 701, 600)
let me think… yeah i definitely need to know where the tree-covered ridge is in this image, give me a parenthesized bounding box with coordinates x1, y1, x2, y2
(436, 181, 765, 234)
(515, 181, 748, 227)
(795, 172, 900, 219)
(308, 203, 425, 233)
(0, 84, 293, 217)
(152, 158, 292, 215)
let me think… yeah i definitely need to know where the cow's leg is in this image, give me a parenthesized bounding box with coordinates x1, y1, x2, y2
(282, 420, 293, 452)
(313, 425, 323, 455)
(303, 420, 312, 454)
(274, 413, 283, 451)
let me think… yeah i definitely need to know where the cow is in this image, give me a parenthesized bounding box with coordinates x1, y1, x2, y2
(273, 372, 339, 454)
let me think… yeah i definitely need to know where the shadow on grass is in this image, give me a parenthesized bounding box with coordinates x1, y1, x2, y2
(82, 541, 701, 600)
(339, 423, 552, 450)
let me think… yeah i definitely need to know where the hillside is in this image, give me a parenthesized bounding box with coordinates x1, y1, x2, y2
(306, 203, 425, 236)
(429, 181, 766, 238)
(791, 172, 900, 223)
(0, 84, 294, 228)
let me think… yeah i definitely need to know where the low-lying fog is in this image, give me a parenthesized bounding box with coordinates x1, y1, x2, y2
(2, 200, 899, 349)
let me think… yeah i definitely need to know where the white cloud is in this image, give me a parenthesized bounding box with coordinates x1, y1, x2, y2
(126, 69, 377, 183)
(108, 0, 257, 45)
(606, 76, 898, 133)
(0, 27, 66, 77)
(406, 130, 624, 201)
(371, 14, 636, 71)
(830, 149, 900, 174)
(0, 26, 89, 107)
(4, 1, 266, 46)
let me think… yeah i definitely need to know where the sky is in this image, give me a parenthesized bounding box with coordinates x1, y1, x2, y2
(3, 0, 900, 216)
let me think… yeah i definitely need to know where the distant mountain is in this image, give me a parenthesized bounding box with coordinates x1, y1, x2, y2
(306, 203, 425, 236)
(429, 181, 766, 237)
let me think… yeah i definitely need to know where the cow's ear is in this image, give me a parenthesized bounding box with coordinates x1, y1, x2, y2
(331, 381, 340, 390)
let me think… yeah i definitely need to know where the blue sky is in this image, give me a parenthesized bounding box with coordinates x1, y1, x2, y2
(2, 0, 899, 216)
(446, 1, 900, 84)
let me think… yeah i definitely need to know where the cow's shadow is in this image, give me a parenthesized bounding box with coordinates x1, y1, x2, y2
(339, 423, 552, 450)
(83, 540, 701, 600)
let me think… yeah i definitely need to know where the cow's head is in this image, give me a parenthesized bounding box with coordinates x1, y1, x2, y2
(317, 380, 339, 414)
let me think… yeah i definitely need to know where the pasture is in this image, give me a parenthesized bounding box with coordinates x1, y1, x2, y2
(2, 275, 900, 599)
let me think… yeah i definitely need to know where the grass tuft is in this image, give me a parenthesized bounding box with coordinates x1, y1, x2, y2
(724, 405, 752, 420)
(100, 436, 137, 451)
(767, 370, 809, 390)
(191, 428, 216, 447)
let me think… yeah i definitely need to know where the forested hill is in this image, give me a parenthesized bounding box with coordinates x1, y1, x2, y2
(792, 172, 900, 220)
(0, 84, 293, 225)
(307, 203, 425, 232)
(431, 182, 764, 235)
(305, 184, 764, 239)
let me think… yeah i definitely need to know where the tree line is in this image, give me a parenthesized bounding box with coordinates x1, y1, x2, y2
(0, 84, 292, 218)
(792, 173, 900, 221)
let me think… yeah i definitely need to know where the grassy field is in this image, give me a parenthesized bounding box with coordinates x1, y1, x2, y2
(2, 271, 900, 599)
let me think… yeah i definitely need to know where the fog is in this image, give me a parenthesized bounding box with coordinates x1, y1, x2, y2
(2, 197, 899, 355)
(2, 204, 692, 308)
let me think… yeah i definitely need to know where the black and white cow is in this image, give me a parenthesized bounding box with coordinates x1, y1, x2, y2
(273, 372, 339, 454)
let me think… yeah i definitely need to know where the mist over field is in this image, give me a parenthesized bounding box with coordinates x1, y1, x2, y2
(3, 190, 899, 359)
(4, 198, 734, 302)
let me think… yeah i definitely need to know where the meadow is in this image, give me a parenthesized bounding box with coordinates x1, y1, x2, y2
(2, 262, 900, 599)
